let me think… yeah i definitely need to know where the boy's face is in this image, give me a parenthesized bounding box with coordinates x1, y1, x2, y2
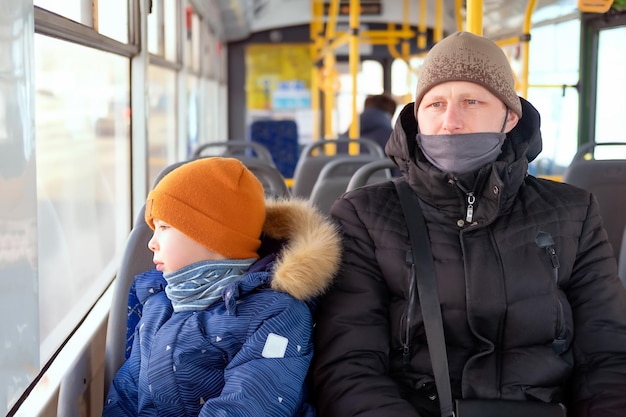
(417, 81, 518, 135)
(148, 219, 226, 274)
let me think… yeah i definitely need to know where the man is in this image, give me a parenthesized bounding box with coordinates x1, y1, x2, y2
(312, 31, 626, 416)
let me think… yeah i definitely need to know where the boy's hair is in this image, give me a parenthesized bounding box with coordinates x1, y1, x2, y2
(145, 157, 266, 260)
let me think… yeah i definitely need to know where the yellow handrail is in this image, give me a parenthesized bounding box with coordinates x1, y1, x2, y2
(466, 0, 483, 35)
(520, 0, 538, 98)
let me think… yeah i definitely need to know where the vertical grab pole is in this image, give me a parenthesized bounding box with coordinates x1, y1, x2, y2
(466, 0, 483, 36)
(348, 0, 361, 150)
(520, 0, 538, 98)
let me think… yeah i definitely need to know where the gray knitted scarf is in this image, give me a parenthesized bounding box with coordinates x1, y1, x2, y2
(164, 258, 255, 312)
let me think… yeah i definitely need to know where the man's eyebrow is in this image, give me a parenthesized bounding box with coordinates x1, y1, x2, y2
(423, 94, 446, 101)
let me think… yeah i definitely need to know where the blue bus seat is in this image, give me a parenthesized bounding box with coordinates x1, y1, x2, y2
(562, 142, 626, 262)
(291, 138, 385, 198)
(250, 119, 299, 179)
(309, 155, 387, 214)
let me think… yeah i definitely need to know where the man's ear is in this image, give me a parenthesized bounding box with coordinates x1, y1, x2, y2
(503, 110, 520, 133)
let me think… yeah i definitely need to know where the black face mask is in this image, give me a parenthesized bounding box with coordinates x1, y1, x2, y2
(416, 109, 509, 175)
(416, 131, 506, 175)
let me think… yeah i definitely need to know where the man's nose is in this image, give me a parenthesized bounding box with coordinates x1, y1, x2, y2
(442, 105, 463, 132)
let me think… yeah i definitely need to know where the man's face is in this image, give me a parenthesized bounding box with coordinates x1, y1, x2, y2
(417, 81, 518, 135)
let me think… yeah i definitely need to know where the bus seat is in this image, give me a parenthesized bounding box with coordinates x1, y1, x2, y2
(250, 119, 299, 179)
(104, 157, 289, 393)
(243, 159, 290, 198)
(191, 140, 276, 167)
(291, 138, 385, 198)
(103, 160, 187, 394)
(562, 142, 626, 261)
(346, 158, 398, 192)
(309, 155, 387, 214)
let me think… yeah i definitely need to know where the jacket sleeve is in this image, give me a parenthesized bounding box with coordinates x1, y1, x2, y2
(566, 194, 626, 416)
(312, 195, 421, 417)
(198, 298, 314, 417)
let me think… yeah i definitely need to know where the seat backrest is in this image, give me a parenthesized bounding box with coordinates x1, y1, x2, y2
(191, 140, 276, 167)
(309, 155, 386, 214)
(104, 160, 186, 393)
(249, 119, 299, 178)
(243, 159, 290, 198)
(291, 138, 385, 198)
(562, 142, 626, 261)
(346, 158, 398, 192)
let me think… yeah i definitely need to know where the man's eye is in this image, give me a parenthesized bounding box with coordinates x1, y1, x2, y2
(467, 99, 478, 105)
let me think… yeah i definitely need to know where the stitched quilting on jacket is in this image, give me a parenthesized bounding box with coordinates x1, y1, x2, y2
(103, 199, 341, 417)
(312, 99, 626, 417)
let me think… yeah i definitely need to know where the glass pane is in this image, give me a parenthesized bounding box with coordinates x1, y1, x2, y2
(207, 79, 220, 142)
(189, 13, 202, 71)
(187, 75, 200, 157)
(1, 6, 37, 413)
(527, 20, 580, 176)
(34, 35, 131, 362)
(35, 0, 89, 26)
(392, 56, 422, 99)
(147, 0, 161, 55)
(336, 60, 384, 136)
(98, 0, 129, 43)
(147, 66, 177, 186)
(595, 26, 626, 157)
(164, 0, 178, 61)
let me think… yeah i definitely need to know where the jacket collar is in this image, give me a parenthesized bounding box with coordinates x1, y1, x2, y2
(225, 198, 341, 304)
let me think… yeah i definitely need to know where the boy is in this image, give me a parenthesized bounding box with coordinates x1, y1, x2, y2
(103, 157, 341, 416)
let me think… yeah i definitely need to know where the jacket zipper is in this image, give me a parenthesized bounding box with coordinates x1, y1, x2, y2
(536, 231, 566, 351)
(453, 179, 476, 225)
(545, 244, 565, 340)
(403, 250, 417, 366)
(465, 192, 475, 223)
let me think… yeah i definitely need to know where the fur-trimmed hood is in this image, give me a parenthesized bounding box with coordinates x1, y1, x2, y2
(260, 198, 341, 301)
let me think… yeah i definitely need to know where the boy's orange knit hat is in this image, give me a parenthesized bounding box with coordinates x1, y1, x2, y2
(145, 157, 266, 260)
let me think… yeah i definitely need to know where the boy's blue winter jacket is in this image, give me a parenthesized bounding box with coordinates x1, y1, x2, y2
(103, 199, 341, 417)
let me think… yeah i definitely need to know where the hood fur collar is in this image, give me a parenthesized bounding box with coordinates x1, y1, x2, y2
(261, 198, 341, 300)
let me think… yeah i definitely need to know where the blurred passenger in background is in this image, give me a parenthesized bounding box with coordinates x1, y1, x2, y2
(340, 93, 397, 152)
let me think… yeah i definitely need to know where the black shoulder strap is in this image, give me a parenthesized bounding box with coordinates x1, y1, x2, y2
(394, 180, 454, 417)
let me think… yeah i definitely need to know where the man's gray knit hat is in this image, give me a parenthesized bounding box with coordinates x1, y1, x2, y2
(415, 31, 522, 118)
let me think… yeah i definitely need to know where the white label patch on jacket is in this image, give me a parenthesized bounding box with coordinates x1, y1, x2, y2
(261, 333, 288, 358)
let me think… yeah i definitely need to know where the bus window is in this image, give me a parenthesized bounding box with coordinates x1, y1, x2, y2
(391, 56, 424, 115)
(30, 33, 131, 407)
(595, 26, 626, 158)
(528, 19, 580, 176)
(147, 66, 177, 187)
(337, 60, 384, 137)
